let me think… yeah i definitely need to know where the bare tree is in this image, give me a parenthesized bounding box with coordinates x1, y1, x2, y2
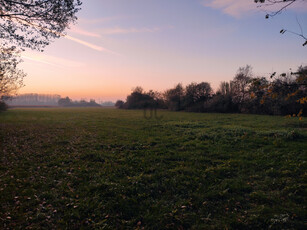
(255, 0, 298, 17)
(217, 81, 235, 96)
(232, 65, 253, 105)
(254, 0, 307, 46)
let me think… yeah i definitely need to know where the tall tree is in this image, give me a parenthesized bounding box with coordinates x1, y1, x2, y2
(217, 81, 235, 96)
(232, 65, 253, 106)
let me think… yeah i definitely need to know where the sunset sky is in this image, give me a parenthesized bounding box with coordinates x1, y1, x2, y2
(19, 0, 307, 102)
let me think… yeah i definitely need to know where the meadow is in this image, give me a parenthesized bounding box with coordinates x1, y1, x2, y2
(0, 108, 306, 229)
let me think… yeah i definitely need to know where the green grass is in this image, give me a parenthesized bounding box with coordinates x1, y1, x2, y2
(0, 108, 306, 229)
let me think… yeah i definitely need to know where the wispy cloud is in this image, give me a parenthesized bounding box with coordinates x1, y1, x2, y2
(65, 35, 121, 56)
(69, 26, 101, 38)
(8, 16, 114, 53)
(99, 26, 164, 35)
(201, 0, 307, 18)
(22, 52, 85, 68)
(65, 35, 105, 51)
(22, 55, 59, 67)
(201, 0, 255, 18)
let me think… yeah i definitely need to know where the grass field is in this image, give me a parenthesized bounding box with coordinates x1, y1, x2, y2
(0, 108, 306, 229)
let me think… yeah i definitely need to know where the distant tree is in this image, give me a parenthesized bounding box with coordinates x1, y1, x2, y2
(232, 65, 253, 110)
(88, 99, 100, 107)
(132, 86, 144, 94)
(58, 97, 101, 107)
(0, 0, 82, 51)
(217, 81, 235, 96)
(101, 101, 115, 107)
(6, 93, 61, 106)
(146, 90, 166, 109)
(164, 83, 185, 111)
(58, 96, 73, 106)
(254, 0, 307, 46)
(115, 100, 124, 109)
(124, 88, 156, 109)
(205, 81, 238, 113)
(184, 82, 212, 112)
(204, 93, 239, 113)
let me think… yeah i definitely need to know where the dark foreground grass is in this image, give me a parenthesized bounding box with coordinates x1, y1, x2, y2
(0, 108, 306, 229)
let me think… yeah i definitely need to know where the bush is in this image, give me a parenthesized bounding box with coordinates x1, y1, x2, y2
(204, 94, 239, 113)
(0, 101, 8, 112)
(115, 100, 124, 109)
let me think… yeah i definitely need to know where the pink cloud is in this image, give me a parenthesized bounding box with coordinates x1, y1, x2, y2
(201, 0, 256, 17)
(201, 0, 307, 18)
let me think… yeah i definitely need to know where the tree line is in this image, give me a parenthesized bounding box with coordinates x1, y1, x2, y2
(6, 93, 61, 106)
(116, 65, 307, 118)
(58, 97, 101, 107)
(1, 94, 111, 108)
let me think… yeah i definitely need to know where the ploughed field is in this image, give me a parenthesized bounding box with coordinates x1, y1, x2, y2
(0, 108, 306, 229)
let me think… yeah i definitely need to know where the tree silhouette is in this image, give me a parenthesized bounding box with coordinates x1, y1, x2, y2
(232, 65, 253, 108)
(0, 0, 82, 107)
(254, 0, 307, 46)
(164, 84, 185, 111)
(115, 100, 124, 109)
(0, 0, 82, 51)
(184, 82, 212, 112)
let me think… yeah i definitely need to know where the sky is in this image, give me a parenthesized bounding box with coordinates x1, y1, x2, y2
(19, 0, 307, 101)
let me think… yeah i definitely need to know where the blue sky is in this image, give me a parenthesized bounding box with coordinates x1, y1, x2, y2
(21, 0, 307, 101)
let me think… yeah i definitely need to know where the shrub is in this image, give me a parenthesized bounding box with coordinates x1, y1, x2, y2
(0, 101, 8, 112)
